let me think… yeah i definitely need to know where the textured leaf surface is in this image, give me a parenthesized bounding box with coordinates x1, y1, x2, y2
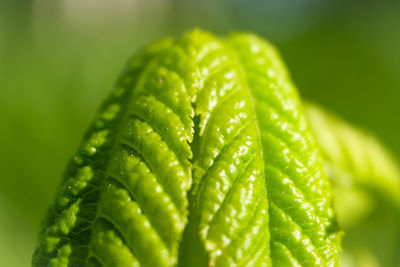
(33, 30, 341, 267)
(227, 34, 341, 267)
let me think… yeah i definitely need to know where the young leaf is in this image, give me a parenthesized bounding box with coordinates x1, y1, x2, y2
(33, 30, 341, 267)
(227, 34, 341, 266)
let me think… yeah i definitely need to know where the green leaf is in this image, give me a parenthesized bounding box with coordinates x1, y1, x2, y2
(33, 29, 341, 267)
(227, 34, 341, 266)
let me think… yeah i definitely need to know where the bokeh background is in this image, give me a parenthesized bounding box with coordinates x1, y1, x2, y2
(1, 0, 399, 266)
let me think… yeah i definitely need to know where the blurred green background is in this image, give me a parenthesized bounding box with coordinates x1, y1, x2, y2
(1, 0, 399, 266)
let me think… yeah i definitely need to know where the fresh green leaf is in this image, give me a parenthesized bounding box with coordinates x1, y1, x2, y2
(32, 29, 341, 267)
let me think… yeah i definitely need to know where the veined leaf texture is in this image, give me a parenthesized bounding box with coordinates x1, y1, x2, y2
(33, 29, 342, 267)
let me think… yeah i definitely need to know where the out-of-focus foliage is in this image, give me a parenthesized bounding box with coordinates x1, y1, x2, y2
(0, 0, 399, 266)
(306, 104, 400, 267)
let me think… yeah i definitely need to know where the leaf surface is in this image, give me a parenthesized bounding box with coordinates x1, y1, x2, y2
(33, 30, 341, 267)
